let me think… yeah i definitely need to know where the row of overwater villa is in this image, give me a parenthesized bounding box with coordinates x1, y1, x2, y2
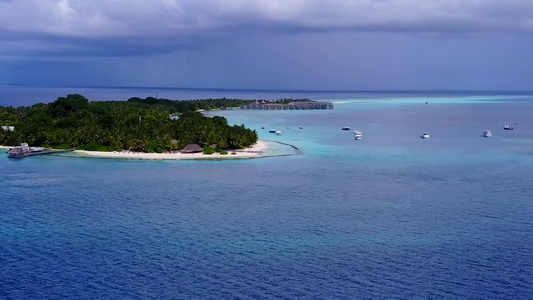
(240, 101, 333, 110)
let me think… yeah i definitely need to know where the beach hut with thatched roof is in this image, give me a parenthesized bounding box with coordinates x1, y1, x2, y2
(181, 144, 203, 154)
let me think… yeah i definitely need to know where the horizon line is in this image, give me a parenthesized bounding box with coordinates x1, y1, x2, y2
(4, 84, 533, 94)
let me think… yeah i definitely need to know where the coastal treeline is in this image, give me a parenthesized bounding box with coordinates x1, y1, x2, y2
(127, 96, 313, 112)
(0, 94, 258, 152)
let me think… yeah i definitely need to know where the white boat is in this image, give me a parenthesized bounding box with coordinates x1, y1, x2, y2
(354, 130, 363, 140)
(6, 143, 69, 159)
(420, 133, 430, 139)
(342, 126, 350, 131)
(29, 146, 44, 152)
(275, 131, 282, 136)
(482, 130, 492, 137)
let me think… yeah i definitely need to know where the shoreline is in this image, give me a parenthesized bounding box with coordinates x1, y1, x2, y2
(2, 140, 300, 160)
(74, 140, 270, 160)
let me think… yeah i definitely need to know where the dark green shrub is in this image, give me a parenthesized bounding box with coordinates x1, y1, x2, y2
(203, 147, 214, 155)
(145, 140, 159, 153)
(216, 148, 228, 155)
(84, 141, 104, 151)
(83, 141, 115, 152)
(53, 144, 71, 150)
(99, 146, 115, 152)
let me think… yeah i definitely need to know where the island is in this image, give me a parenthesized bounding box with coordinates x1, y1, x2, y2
(1, 94, 262, 155)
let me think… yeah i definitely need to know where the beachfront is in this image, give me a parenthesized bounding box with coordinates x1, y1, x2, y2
(74, 140, 269, 160)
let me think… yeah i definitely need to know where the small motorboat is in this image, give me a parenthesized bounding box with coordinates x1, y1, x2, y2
(503, 123, 514, 130)
(482, 130, 492, 137)
(269, 129, 277, 133)
(420, 133, 430, 139)
(299, 126, 304, 129)
(275, 131, 282, 136)
(354, 130, 363, 140)
(342, 126, 351, 131)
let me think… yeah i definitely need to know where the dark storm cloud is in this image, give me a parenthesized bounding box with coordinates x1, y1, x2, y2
(1, 0, 533, 58)
(2, 1, 533, 90)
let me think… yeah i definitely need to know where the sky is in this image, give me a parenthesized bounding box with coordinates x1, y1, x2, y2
(1, 0, 533, 90)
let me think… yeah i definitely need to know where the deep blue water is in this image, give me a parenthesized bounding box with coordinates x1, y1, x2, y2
(1, 89, 533, 299)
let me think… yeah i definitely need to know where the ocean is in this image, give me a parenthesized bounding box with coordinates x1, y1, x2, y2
(1, 87, 532, 299)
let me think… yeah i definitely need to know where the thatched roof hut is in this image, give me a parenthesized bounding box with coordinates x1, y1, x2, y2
(181, 144, 203, 154)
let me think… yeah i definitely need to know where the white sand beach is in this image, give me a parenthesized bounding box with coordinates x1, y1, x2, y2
(74, 140, 269, 160)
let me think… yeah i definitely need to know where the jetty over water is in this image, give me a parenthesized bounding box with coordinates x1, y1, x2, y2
(240, 101, 333, 110)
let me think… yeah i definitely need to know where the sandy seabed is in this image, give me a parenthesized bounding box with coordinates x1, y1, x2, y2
(74, 140, 269, 160)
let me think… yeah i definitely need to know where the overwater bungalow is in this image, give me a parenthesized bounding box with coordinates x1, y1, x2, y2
(240, 101, 333, 110)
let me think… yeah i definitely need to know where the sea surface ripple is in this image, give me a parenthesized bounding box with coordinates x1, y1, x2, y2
(1, 92, 533, 299)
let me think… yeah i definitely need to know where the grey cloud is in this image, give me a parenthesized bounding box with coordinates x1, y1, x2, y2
(1, 0, 533, 58)
(3, 1, 533, 35)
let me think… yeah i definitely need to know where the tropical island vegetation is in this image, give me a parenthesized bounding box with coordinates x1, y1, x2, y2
(127, 96, 314, 112)
(0, 94, 266, 153)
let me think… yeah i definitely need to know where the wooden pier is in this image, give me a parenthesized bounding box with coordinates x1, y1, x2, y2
(26, 149, 73, 157)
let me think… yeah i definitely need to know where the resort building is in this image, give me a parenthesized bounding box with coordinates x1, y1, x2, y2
(180, 144, 203, 154)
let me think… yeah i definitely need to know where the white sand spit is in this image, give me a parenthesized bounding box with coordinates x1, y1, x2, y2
(75, 140, 268, 160)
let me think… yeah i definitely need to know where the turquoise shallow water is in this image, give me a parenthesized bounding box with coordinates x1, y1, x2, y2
(1, 93, 533, 299)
